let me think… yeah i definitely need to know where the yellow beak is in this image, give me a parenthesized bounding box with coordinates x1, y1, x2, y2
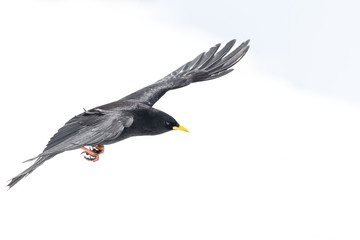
(173, 125, 190, 133)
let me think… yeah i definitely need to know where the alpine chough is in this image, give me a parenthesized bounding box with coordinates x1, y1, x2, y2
(8, 39, 250, 188)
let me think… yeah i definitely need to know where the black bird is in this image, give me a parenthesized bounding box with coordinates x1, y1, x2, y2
(8, 39, 250, 188)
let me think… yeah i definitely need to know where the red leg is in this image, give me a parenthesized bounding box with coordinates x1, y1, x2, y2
(81, 146, 102, 162)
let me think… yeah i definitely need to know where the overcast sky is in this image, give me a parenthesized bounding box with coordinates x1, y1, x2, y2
(146, 0, 360, 104)
(1, 1, 359, 240)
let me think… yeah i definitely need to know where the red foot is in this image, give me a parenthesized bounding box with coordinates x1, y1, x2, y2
(81, 145, 105, 162)
(94, 145, 104, 154)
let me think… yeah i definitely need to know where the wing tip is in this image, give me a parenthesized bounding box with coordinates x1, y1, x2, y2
(227, 38, 249, 46)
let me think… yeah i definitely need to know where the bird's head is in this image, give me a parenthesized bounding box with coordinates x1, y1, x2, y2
(165, 118, 190, 133)
(144, 108, 189, 135)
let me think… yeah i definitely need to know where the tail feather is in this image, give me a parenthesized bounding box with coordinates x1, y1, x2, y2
(8, 154, 55, 189)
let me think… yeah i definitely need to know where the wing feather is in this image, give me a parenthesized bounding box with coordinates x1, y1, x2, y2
(43, 109, 133, 155)
(121, 39, 250, 106)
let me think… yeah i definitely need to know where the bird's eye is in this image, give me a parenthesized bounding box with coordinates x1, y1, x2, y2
(165, 121, 170, 126)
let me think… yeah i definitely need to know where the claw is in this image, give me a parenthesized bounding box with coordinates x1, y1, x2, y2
(92, 145, 104, 154)
(81, 151, 98, 162)
(80, 146, 104, 162)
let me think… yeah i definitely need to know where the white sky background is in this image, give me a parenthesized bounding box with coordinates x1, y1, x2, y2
(0, 1, 360, 240)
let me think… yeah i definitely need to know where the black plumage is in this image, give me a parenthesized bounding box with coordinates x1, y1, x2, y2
(8, 39, 250, 188)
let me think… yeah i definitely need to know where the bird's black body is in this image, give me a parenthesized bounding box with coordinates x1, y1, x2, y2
(8, 39, 250, 188)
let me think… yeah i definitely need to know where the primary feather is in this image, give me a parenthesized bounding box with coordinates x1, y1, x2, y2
(122, 39, 250, 106)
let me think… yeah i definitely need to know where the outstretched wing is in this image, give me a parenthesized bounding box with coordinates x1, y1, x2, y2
(121, 39, 250, 106)
(9, 109, 134, 188)
(42, 108, 134, 155)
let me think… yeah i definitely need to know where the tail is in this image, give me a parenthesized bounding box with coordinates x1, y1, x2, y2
(7, 154, 56, 189)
